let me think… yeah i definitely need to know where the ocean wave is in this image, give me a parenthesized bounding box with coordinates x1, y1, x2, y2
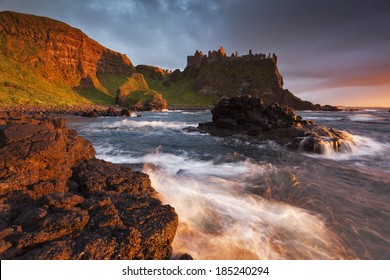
(121, 119, 193, 129)
(93, 145, 349, 259)
(349, 114, 384, 122)
(141, 152, 348, 259)
(304, 134, 390, 161)
(305, 116, 344, 121)
(80, 118, 195, 133)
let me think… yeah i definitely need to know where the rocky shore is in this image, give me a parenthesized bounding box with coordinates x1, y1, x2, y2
(0, 104, 132, 118)
(0, 111, 178, 259)
(198, 95, 353, 154)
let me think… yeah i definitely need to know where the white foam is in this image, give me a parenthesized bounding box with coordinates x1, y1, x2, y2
(304, 133, 390, 161)
(82, 119, 194, 133)
(349, 114, 382, 122)
(94, 145, 349, 259)
(141, 152, 348, 259)
(304, 116, 343, 121)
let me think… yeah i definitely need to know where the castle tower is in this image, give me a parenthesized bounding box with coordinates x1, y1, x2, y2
(194, 50, 203, 68)
(218, 46, 226, 57)
(272, 53, 277, 63)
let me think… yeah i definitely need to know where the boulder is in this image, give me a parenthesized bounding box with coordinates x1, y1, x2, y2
(120, 108, 131, 116)
(132, 91, 168, 112)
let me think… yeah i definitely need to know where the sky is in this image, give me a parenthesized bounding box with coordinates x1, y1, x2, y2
(1, 0, 389, 107)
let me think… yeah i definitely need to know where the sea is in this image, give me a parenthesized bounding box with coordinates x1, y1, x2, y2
(66, 109, 390, 260)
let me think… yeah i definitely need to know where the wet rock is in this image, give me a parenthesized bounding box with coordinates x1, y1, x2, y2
(0, 114, 94, 195)
(182, 126, 199, 133)
(72, 159, 155, 197)
(0, 113, 178, 259)
(81, 110, 99, 117)
(199, 95, 351, 154)
(120, 108, 131, 116)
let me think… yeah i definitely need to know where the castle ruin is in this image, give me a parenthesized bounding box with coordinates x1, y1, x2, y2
(187, 46, 278, 68)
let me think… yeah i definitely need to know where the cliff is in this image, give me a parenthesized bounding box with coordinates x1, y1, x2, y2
(0, 11, 134, 87)
(0, 11, 135, 105)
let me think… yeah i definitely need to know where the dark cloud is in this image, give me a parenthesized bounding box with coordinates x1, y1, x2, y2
(1, 0, 389, 105)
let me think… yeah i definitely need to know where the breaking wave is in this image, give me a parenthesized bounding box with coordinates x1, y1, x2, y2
(94, 145, 351, 259)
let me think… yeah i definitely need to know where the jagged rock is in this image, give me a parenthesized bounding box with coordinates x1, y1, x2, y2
(120, 108, 131, 116)
(0, 112, 178, 259)
(198, 95, 351, 154)
(132, 91, 167, 112)
(81, 110, 99, 117)
(135, 65, 167, 82)
(0, 114, 94, 195)
(80, 107, 130, 117)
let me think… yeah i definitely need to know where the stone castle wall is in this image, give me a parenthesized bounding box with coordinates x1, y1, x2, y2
(187, 46, 278, 68)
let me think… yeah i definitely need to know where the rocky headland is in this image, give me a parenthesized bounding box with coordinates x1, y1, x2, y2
(198, 95, 353, 154)
(154, 47, 340, 111)
(0, 111, 178, 259)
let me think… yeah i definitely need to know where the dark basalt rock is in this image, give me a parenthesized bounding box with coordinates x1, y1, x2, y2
(198, 95, 352, 154)
(80, 107, 131, 117)
(0, 112, 178, 259)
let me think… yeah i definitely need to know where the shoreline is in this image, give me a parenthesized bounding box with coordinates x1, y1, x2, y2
(1, 104, 388, 118)
(167, 105, 213, 111)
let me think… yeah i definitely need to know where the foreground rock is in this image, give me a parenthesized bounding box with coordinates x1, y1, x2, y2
(198, 95, 353, 154)
(0, 112, 177, 259)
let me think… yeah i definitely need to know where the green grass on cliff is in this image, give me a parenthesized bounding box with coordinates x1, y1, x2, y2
(121, 89, 159, 106)
(0, 52, 131, 106)
(140, 72, 219, 107)
(75, 88, 115, 105)
(118, 73, 149, 92)
(0, 54, 92, 106)
(97, 73, 129, 97)
(75, 74, 129, 105)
